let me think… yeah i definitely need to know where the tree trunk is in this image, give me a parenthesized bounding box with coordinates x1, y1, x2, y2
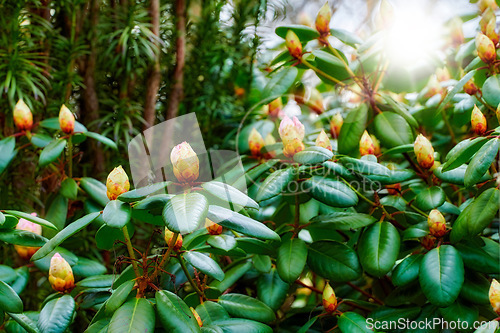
(166, 0, 186, 120)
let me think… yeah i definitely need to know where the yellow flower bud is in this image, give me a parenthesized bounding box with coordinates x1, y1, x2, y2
(471, 105, 487, 136)
(359, 131, 375, 156)
(285, 30, 302, 59)
(59, 105, 75, 134)
(428, 209, 447, 238)
(322, 283, 338, 313)
(371, 134, 381, 155)
(414, 134, 434, 169)
(248, 128, 265, 157)
(425, 75, 442, 98)
(480, 8, 496, 34)
(315, 129, 332, 151)
(463, 78, 479, 96)
(489, 279, 500, 315)
(308, 89, 324, 115)
(435, 67, 451, 82)
(106, 166, 130, 200)
(13, 100, 33, 131)
(330, 113, 343, 138)
(165, 227, 182, 251)
(479, 0, 498, 13)
(476, 33, 496, 64)
(264, 134, 276, 158)
(14, 213, 42, 260)
(205, 218, 223, 236)
(315, 2, 332, 36)
(267, 97, 283, 118)
(279, 116, 305, 158)
(190, 307, 203, 327)
(170, 142, 200, 183)
(449, 17, 464, 47)
(48, 253, 75, 293)
(485, 18, 499, 45)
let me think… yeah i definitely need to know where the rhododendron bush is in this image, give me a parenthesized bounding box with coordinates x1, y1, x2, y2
(1, 1, 500, 333)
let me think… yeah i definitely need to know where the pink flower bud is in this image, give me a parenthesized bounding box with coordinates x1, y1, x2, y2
(476, 33, 496, 64)
(170, 142, 200, 183)
(490, 279, 500, 315)
(49, 253, 75, 293)
(205, 218, 223, 236)
(165, 227, 182, 251)
(315, 130, 332, 151)
(414, 134, 434, 169)
(106, 166, 130, 200)
(286, 30, 302, 59)
(14, 213, 42, 260)
(59, 105, 75, 134)
(428, 209, 447, 238)
(359, 131, 375, 156)
(315, 2, 332, 36)
(13, 100, 33, 131)
(471, 105, 487, 135)
(330, 113, 343, 138)
(322, 283, 338, 313)
(248, 128, 265, 157)
(279, 116, 305, 158)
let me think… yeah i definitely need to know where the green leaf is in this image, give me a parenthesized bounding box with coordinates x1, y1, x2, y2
(218, 294, 276, 323)
(0, 137, 17, 174)
(0, 280, 22, 313)
(374, 112, 413, 148)
(414, 186, 446, 211)
(338, 104, 368, 154)
(257, 268, 289, 311)
(419, 245, 464, 307)
(392, 254, 423, 287)
(382, 144, 414, 156)
(6, 312, 40, 333)
(0, 229, 47, 247)
(30, 212, 100, 261)
(31, 133, 52, 148)
(103, 201, 131, 228)
(460, 272, 490, 305)
(312, 50, 350, 83)
(456, 240, 500, 273)
(77, 275, 114, 288)
(304, 176, 358, 208)
(33, 248, 77, 272)
(183, 252, 225, 281)
(79, 178, 109, 207)
(434, 165, 490, 185)
(0, 265, 16, 284)
(72, 257, 107, 277)
(108, 298, 155, 333)
(207, 205, 279, 241)
(38, 295, 75, 333)
(202, 181, 258, 209)
(105, 280, 135, 316)
(293, 146, 333, 164)
(83, 132, 117, 150)
(465, 138, 499, 187)
(255, 167, 295, 202)
(338, 312, 372, 333)
(442, 137, 488, 172)
(210, 319, 272, 332)
(439, 300, 478, 330)
(4, 211, 57, 230)
(207, 235, 236, 252)
(309, 212, 376, 230)
(39, 139, 67, 167)
(275, 25, 319, 42)
(276, 235, 307, 283)
(60, 178, 78, 200)
(44, 195, 68, 237)
(331, 28, 363, 46)
(307, 241, 362, 282)
(435, 69, 476, 115)
(210, 262, 252, 293)
(117, 181, 171, 203)
(95, 223, 133, 250)
(252, 255, 271, 273)
(163, 193, 208, 234)
(39, 118, 87, 132)
(358, 221, 400, 277)
(482, 73, 500, 107)
(155, 290, 201, 333)
(196, 301, 229, 327)
(262, 67, 299, 100)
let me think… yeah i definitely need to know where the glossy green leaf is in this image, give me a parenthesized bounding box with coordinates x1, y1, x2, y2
(415, 186, 446, 211)
(117, 181, 171, 203)
(307, 241, 362, 282)
(60, 178, 78, 200)
(210, 262, 252, 292)
(275, 25, 319, 42)
(102, 201, 131, 228)
(0, 280, 22, 313)
(439, 301, 478, 329)
(105, 280, 135, 316)
(465, 138, 499, 187)
(6, 312, 40, 333)
(71, 257, 107, 277)
(210, 319, 272, 333)
(338, 312, 372, 333)
(276, 235, 307, 283)
(331, 28, 363, 46)
(460, 272, 490, 305)
(83, 132, 117, 150)
(108, 298, 155, 333)
(456, 241, 500, 273)
(184, 251, 225, 281)
(442, 137, 488, 172)
(30, 133, 52, 148)
(312, 50, 350, 83)
(434, 165, 490, 185)
(4, 211, 57, 230)
(0, 265, 16, 284)
(338, 156, 390, 177)
(79, 178, 109, 207)
(207, 235, 236, 252)
(374, 112, 413, 148)
(202, 181, 258, 209)
(218, 294, 275, 323)
(44, 195, 68, 237)
(303, 176, 358, 207)
(392, 254, 423, 287)
(309, 212, 376, 230)
(77, 275, 114, 288)
(419, 245, 464, 307)
(253, 255, 271, 273)
(0, 137, 17, 174)
(163, 193, 208, 234)
(338, 104, 368, 154)
(293, 146, 333, 164)
(38, 295, 75, 333)
(0, 229, 47, 247)
(257, 268, 289, 311)
(95, 223, 133, 250)
(255, 167, 295, 202)
(482, 73, 500, 107)
(39, 139, 67, 167)
(262, 67, 299, 100)
(196, 301, 229, 326)
(155, 290, 200, 333)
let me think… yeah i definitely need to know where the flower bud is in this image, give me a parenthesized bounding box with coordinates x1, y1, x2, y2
(49, 253, 75, 293)
(308, 89, 324, 114)
(14, 213, 42, 260)
(279, 116, 305, 158)
(496, 104, 500, 124)
(463, 78, 479, 96)
(485, 18, 499, 45)
(425, 75, 442, 98)
(322, 283, 338, 313)
(480, 8, 496, 34)
(435, 67, 451, 82)
(268, 97, 283, 118)
(489, 279, 500, 315)
(315, 2, 332, 36)
(476, 33, 496, 64)
(205, 218, 223, 236)
(165, 227, 182, 251)
(386, 183, 401, 196)
(248, 128, 265, 157)
(190, 307, 203, 327)
(414, 134, 435, 169)
(286, 30, 302, 59)
(315, 130, 332, 151)
(298, 12, 314, 28)
(479, 0, 498, 13)
(371, 134, 381, 155)
(428, 209, 447, 238)
(330, 113, 343, 138)
(170, 142, 200, 183)
(59, 105, 75, 134)
(359, 131, 375, 156)
(449, 17, 464, 47)
(106, 166, 130, 200)
(264, 134, 277, 158)
(421, 234, 436, 250)
(471, 105, 487, 135)
(13, 100, 33, 131)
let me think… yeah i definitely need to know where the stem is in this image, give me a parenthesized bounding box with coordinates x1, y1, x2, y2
(67, 135, 73, 178)
(151, 232, 178, 281)
(178, 254, 204, 299)
(122, 225, 140, 278)
(441, 106, 456, 144)
(341, 179, 376, 206)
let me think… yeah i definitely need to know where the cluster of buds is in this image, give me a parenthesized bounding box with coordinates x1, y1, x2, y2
(476, 33, 496, 64)
(286, 30, 303, 59)
(480, 8, 499, 45)
(463, 78, 479, 96)
(386, 183, 401, 196)
(471, 105, 487, 135)
(13, 100, 33, 132)
(59, 105, 75, 134)
(190, 307, 203, 327)
(205, 218, 223, 235)
(165, 227, 183, 252)
(359, 131, 375, 156)
(106, 166, 130, 200)
(315, 130, 332, 151)
(330, 113, 343, 138)
(427, 209, 447, 238)
(14, 213, 42, 260)
(421, 234, 437, 250)
(267, 97, 283, 118)
(49, 253, 75, 293)
(490, 279, 500, 315)
(478, 0, 498, 13)
(171, 142, 200, 183)
(279, 116, 305, 158)
(315, 2, 332, 43)
(414, 134, 435, 169)
(322, 283, 338, 313)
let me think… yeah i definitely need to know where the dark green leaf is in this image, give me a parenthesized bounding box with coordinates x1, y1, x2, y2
(257, 268, 289, 311)
(60, 178, 78, 200)
(338, 105, 368, 154)
(195, 301, 229, 326)
(163, 193, 208, 234)
(276, 235, 307, 283)
(0, 280, 22, 313)
(392, 254, 423, 287)
(482, 73, 500, 107)
(155, 290, 200, 333)
(307, 241, 362, 282)
(184, 251, 224, 281)
(79, 178, 109, 207)
(442, 137, 488, 172)
(218, 294, 275, 323)
(4, 211, 57, 230)
(103, 201, 131, 228)
(255, 167, 295, 202)
(0, 137, 17, 174)
(0, 229, 47, 247)
(374, 112, 413, 148)
(309, 212, 376, 230)
(293, 146, 333, 164)
(38, 295, 75, 333)
(303, 176, 358, 207)
(415, 186, 446, 211)
(108, 298, 155, 333)
(465, 138, 499, 187)
(39, 139, 67, 167)
(105, 280, 135, 316)
(83, 132, 117, 150)
(338, 312, 372, 333)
